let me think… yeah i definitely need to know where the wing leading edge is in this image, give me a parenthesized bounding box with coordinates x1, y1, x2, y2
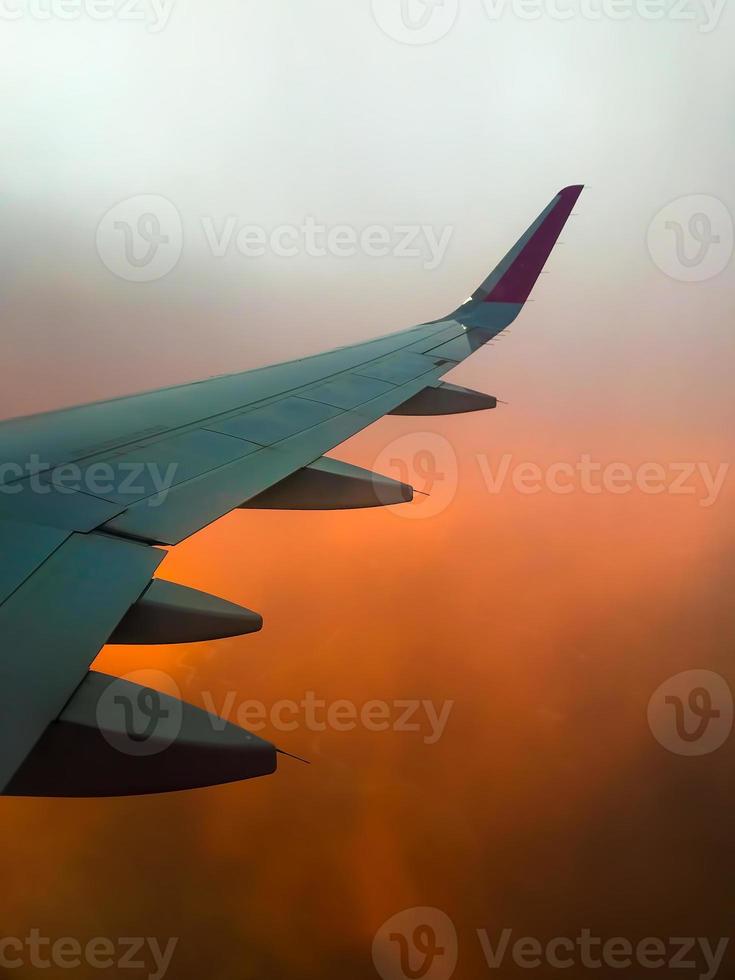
(0, 185, 583, 796)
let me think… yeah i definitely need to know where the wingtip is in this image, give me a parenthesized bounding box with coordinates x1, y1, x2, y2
(473, 184, 585, 307)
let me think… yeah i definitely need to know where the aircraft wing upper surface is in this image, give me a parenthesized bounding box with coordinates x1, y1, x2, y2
(0, 185, 583, 797)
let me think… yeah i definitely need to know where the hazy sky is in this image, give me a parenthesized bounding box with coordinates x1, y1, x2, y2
(1, 3, 735, 980)
(0, 0, 733, 417)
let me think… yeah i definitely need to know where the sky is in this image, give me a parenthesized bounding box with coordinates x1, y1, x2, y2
(1, 1, 735, 978)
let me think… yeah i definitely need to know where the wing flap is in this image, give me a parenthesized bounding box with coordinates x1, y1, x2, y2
(301, 374, 395, 411)
(206, 396, 343, 446)
(0, 484, 125, 532)
(73, 428, 259, 505)
(100, 365, 445, 545)
(0, 519, 71, 606)
(0, 532, 163, 791)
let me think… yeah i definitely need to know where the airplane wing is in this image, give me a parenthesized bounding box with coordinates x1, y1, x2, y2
(0, 185, 583, 797)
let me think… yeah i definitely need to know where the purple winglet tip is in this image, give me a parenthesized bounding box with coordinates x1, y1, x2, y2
(483, 184, 584, 305)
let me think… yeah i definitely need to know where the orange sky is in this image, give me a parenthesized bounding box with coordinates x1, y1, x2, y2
(2, 292, 733, 978)
(2, 5, 735, 973)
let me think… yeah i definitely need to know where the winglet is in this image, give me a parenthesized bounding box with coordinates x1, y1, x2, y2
(467, 185, 584, 307)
